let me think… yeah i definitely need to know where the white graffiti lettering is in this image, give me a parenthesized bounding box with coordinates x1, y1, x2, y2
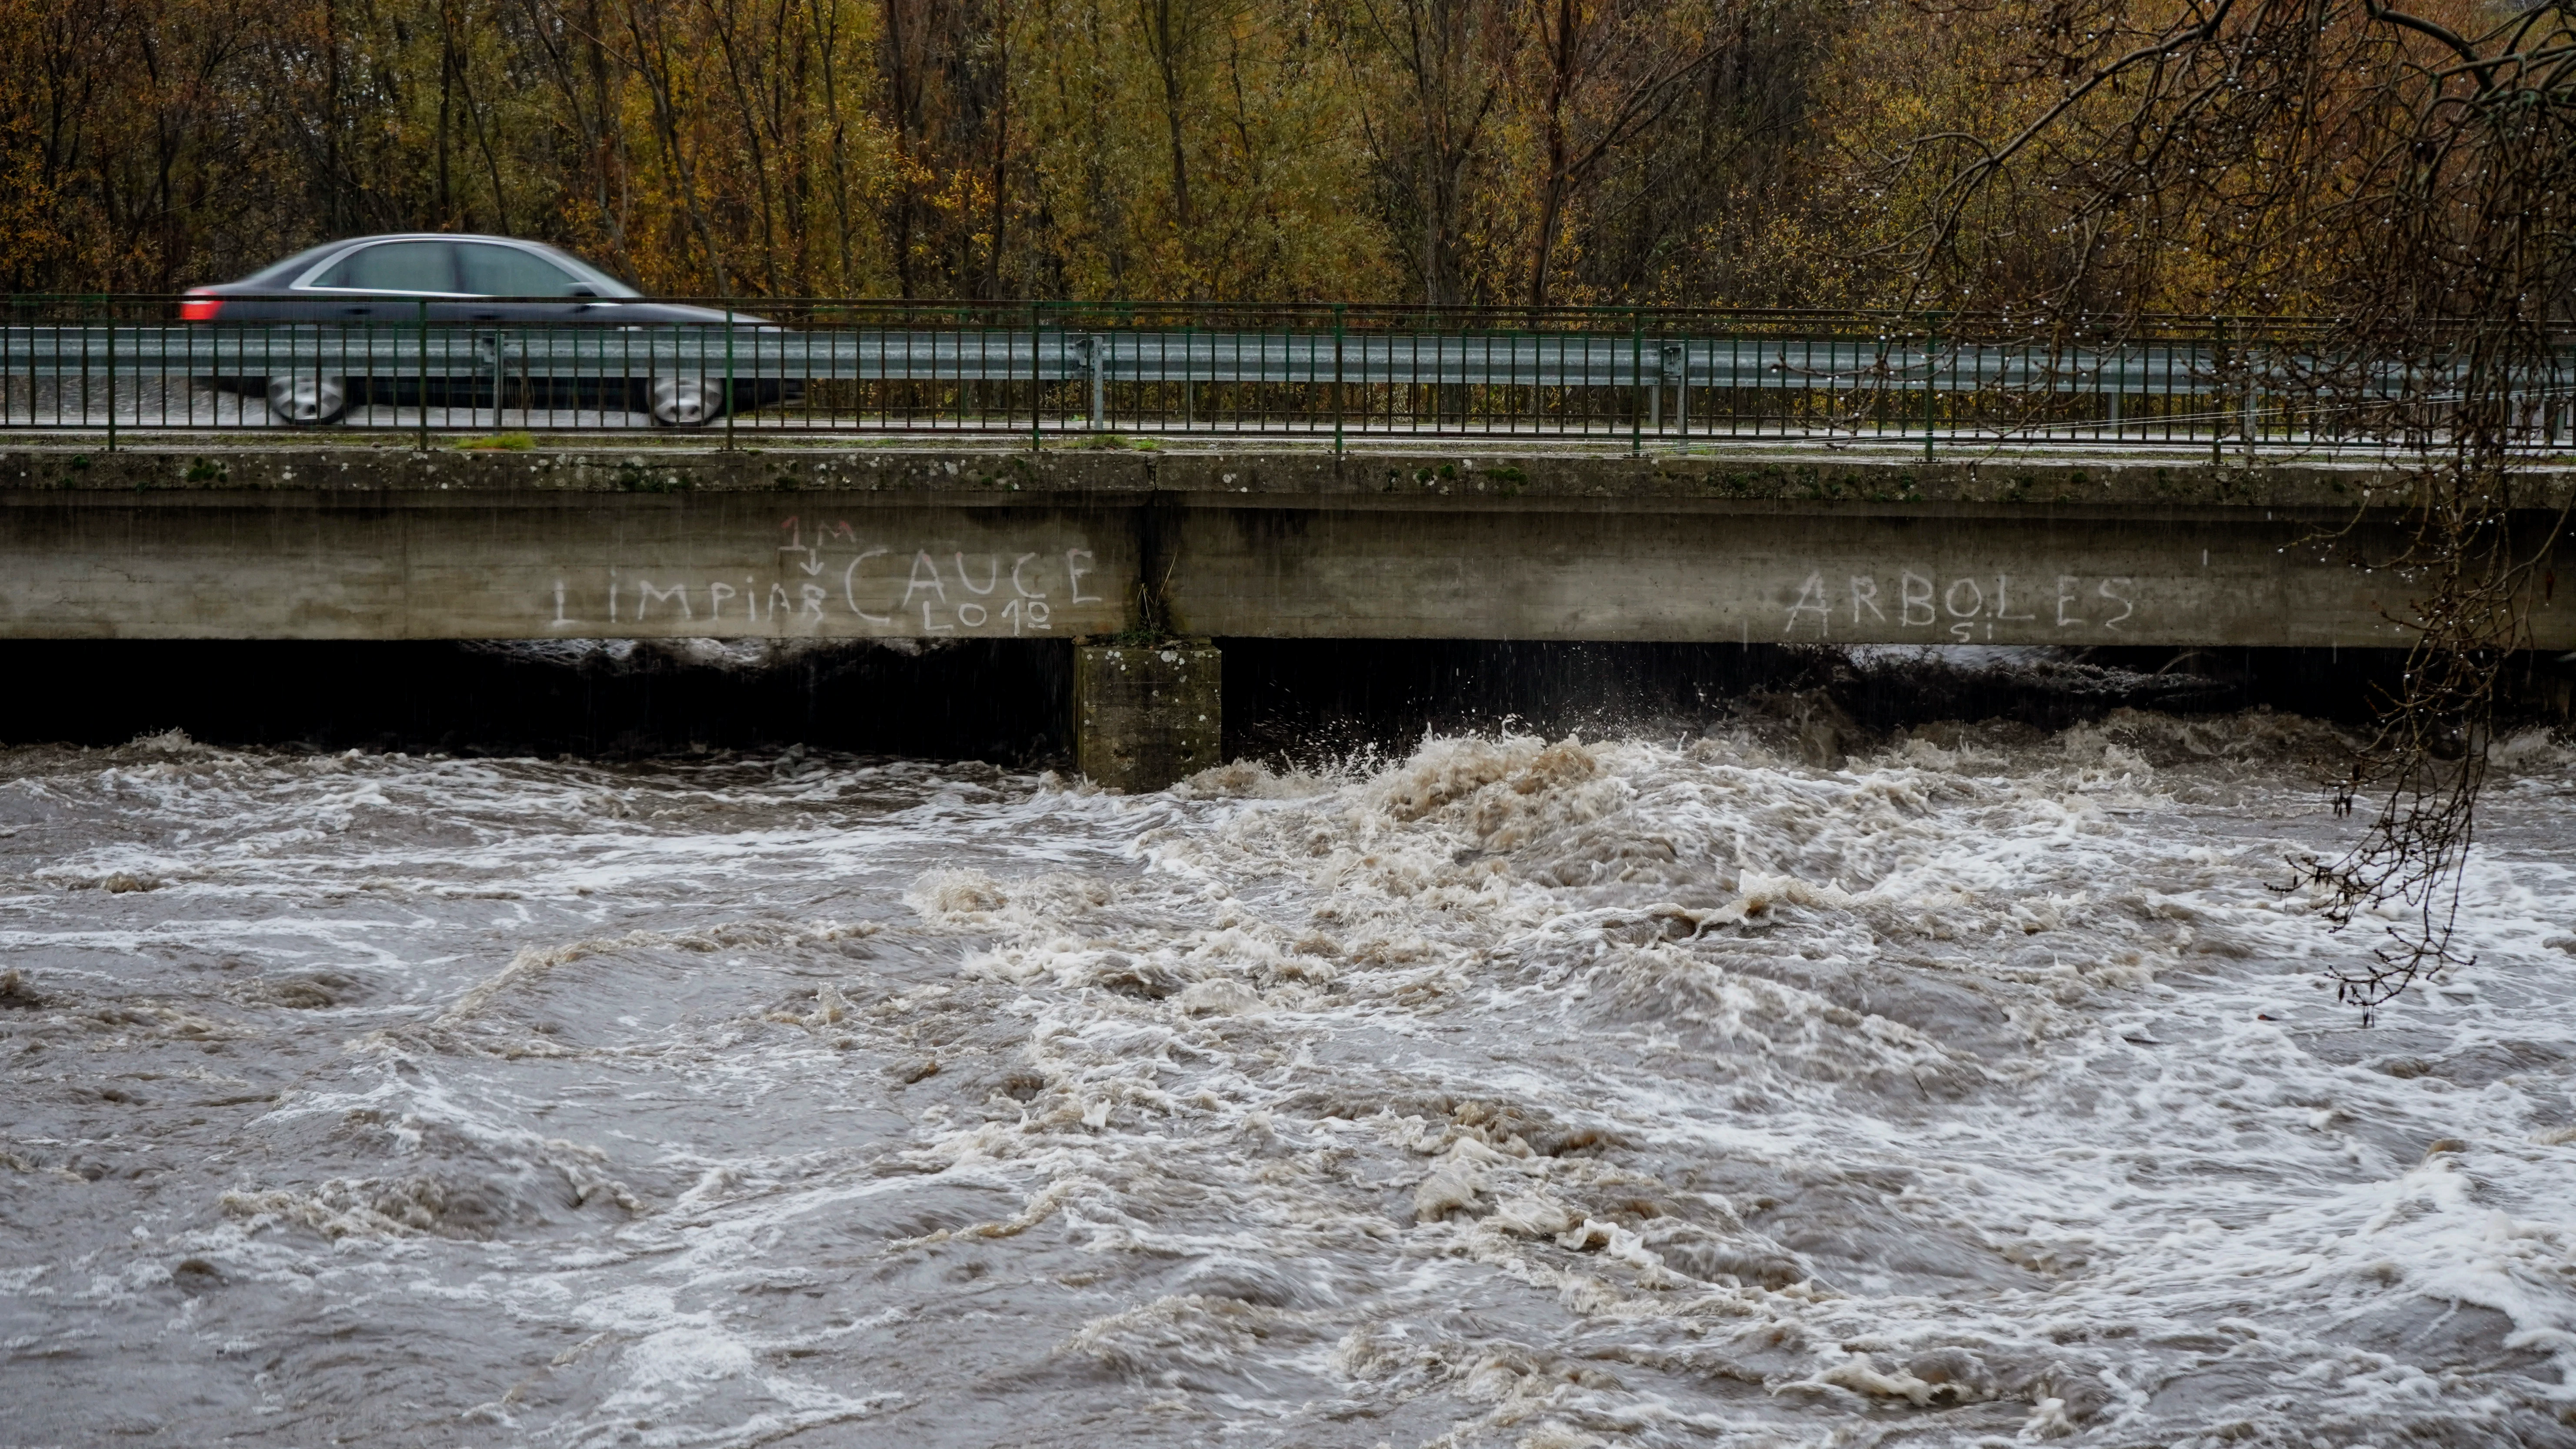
(1850, 575, 1883, 624)
(842, 548, 892, 624)
(575, 521, 1108, 636)
(2098, 577, 2135, 631)
(636, 580, 691, 621)
(901, 551, 947, 607)
(1780, 568, 2146, 638)
(1900, 571, 1935, 626)
(1782, 571, 1833, 637)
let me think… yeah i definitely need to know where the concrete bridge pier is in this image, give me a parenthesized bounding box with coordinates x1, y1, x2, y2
(1074, 641, 1221, 792)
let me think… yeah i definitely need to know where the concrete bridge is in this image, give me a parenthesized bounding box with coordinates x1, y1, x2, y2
(4, 441, 2569, 784)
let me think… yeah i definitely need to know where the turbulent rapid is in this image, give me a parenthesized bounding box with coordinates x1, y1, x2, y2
(4, 712, 2574, 1447)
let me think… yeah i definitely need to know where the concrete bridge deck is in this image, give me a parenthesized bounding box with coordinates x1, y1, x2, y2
(10, 438, 2566, 644)
(3, 440, 2570, 651)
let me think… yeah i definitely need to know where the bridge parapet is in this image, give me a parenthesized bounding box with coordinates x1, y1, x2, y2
(2, 444, 2568, 652)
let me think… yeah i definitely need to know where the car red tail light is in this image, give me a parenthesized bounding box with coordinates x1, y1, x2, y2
(179, 290, 223, 321)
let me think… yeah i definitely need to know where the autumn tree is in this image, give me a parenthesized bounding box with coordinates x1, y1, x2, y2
(1339, 0, 1514, 304)
(1511, 0, 1732, 305)
(1011, 0, 1388, 300)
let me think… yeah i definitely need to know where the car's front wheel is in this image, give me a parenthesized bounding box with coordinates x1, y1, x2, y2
(266, 374, 348, 426)
(648, 376, 720, 428)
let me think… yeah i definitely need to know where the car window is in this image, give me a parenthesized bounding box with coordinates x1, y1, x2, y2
(240, 241, 350, 287)
(312, 241, 457, 293)
(457, 243, 581, 297)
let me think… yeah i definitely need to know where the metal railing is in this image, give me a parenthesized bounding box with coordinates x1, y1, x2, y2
(6, 297, 2572, 454)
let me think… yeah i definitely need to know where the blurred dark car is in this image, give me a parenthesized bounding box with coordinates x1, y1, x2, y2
(182, 234, 789, 426)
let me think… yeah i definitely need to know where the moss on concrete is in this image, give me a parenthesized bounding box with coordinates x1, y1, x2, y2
(1, 440, 2566, 513)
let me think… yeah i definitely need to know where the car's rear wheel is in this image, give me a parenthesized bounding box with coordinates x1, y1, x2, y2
(266, 374, 348, 426)
(648, 376, 719, 428)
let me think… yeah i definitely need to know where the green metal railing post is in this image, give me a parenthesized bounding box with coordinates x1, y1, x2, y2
(724, 307, 737, 450)
(417, 297, 431, 451)
(103, 301, 117, 452)
(1332, 302, 1345, 455)
(1923, 317, 1939, 462)
(76, 295, 93, 432)
(1630, 310, 1643, 457)
(1086, 328, 1104, 429)
(2212, 315, 2227, 466)
(1029, 301, 1042, 454)
(2242, 319, 2259, 461)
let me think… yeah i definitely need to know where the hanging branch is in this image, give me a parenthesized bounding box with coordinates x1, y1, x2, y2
(1877, 0, 2576, 1017)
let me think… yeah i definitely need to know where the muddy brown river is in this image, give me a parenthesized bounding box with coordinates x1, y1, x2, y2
(3, 713, 2573, 1447)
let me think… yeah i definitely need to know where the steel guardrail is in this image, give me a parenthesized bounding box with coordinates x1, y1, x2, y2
(4, 299, 2570, 453)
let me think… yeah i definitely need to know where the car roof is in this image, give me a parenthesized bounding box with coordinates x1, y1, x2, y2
(305, 232, 550, 245)
(234, 234, 537, 283)
(230, 234, 641, 295)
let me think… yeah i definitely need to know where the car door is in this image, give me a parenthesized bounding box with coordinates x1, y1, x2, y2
(289, 240, 471, 402)
(453, 241, 604, 411)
